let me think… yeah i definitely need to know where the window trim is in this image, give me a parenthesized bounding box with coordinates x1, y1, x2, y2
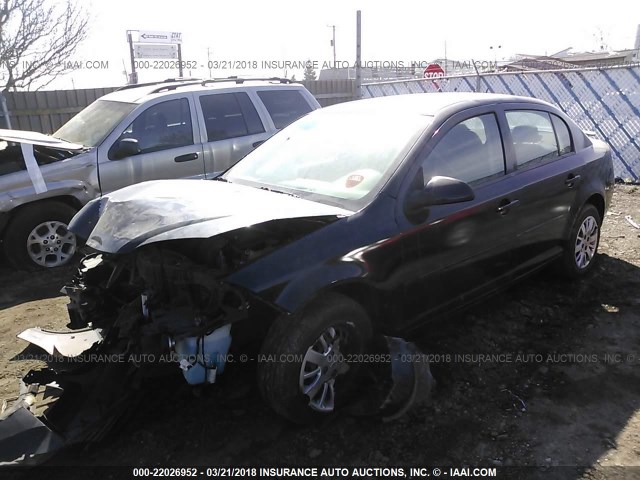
(550, 113, 574, 156)
(107, 97, 194, 160)
(420, 111, 507, 188)
(198, 92, 265, 143)
(503, 107, 576, 173)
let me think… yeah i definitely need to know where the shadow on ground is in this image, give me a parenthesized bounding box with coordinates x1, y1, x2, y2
(1, 254, 633, 480)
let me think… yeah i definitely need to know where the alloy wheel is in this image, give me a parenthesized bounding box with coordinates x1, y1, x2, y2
(26, 221, 77, 267)
(574, 215, 598, 269)
(299, 325, 353, 412)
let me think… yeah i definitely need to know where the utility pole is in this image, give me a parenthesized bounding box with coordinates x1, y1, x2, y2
(177, 44, 184, 78)
(355, 11, 361, 99)
(207, 47, 212, 78)
(328, 25, 336, 68)
(444, 40, 447, 76)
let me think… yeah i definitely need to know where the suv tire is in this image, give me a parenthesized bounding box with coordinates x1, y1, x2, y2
(4, 201, 78, 270)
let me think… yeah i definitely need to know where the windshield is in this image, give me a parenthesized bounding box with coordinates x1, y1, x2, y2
(54, 99, 136, 147)
(225, 109, 431, 210)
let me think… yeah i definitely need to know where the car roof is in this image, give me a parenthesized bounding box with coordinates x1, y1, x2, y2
(100, 80, 309, 104)
(324, 92, 550, 117)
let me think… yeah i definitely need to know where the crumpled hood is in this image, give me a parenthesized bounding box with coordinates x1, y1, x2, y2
(0, 128, 84, 150)
(71, 179, 351, 253)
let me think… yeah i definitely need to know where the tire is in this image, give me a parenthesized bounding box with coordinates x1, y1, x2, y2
(3, 201, 78, 270)
(558, 203, 601, 278)
(257, 293, 372, 424)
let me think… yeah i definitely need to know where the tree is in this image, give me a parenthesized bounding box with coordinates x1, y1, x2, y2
(0, 0, 89, 92)
(303, 60, 316, 81)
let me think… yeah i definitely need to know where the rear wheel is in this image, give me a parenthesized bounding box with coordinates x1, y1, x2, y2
(558, 204, 601, 278)
(257, 294, 372, 424)
(4, 202, 78, 270)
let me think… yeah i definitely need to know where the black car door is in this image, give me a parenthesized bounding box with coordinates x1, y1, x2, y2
(394, 108, 524, 329)
(498, 107, 584, 269)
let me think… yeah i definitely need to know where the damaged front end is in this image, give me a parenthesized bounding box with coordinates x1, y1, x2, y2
(0, 240, 259, 465)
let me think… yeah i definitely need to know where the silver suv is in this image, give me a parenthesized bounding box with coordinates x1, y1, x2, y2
(0, 78, 320, 269)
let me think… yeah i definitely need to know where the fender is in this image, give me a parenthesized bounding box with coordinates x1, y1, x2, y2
(0, 180, 97, 213)
(225, 199, 400, 314)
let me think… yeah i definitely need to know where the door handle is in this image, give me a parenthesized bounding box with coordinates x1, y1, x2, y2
(174, 152, 199, 163)
(565, 174, 581, 187)
(252, 140, 265, 148)
(497, 199, 520, 215)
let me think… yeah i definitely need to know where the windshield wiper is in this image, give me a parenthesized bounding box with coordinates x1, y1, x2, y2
(259, 186, 300, 198)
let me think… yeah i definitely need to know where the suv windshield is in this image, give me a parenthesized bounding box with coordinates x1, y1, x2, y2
(54, 100, 136, 147)
(225, 109, 431, 210)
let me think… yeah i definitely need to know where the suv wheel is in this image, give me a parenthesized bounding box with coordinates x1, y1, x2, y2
(4, 202, 78, 269)
(257, 294, 372, 424)
(558, 203, 601, 278)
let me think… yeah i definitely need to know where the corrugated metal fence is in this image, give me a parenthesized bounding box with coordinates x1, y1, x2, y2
(362, 65, 640, 181)
(0, 80, 356, 134)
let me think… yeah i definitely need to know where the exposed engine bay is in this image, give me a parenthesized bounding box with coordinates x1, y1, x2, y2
(0, 228, 290, 465)
(0, 222, 434, 465)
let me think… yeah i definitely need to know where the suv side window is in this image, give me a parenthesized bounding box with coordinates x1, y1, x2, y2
(257, 90, 313, 129)
(423, 113, 505, 185)
(506, 110, 560, 167)
(115, 98, 193, 156)
(550, 114, 573, 155)
(199, 92, 265, 142)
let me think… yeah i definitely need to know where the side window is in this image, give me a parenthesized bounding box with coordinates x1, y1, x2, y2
(506, 110, 559, 167)
(257, 90, 313, 129)
(551, 114, 573, 155)
(114, 98, 193, 156)
(423, 113, 505, 185)
(199, 92, 265, 141)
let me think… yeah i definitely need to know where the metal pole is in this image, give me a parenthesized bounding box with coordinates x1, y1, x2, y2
(355, 11, 362, 99)
(127, 31, 138, 84)
(327, 25, 337, 68)
(178, 44, 184, 78)
(332, 25, 336, 67)
(0, 93, 12, 129)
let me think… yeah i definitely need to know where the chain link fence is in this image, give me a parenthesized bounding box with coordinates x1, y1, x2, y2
(362, 66, 640, 181)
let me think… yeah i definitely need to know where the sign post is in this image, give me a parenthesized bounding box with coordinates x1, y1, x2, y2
(126, 31, 138, 85)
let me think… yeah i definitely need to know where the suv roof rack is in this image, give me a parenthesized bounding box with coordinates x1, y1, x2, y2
(115, 77, 203, 92)
(200, 76, 295, 86)
(114, 76, 297, 95)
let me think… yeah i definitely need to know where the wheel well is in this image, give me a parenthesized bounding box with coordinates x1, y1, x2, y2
(2, 196, 82, 238)
(585, 193, 605, 220)
(330, 282, 391, 333)
(9, 196, 82, 218)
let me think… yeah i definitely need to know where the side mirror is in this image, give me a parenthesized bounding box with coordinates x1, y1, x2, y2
(110, 138, 140, 160)
(404, 176, 475, 221)
(423, 175, 475, 205)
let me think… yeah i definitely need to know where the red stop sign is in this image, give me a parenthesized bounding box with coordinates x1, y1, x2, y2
(423, 63, 444, 78)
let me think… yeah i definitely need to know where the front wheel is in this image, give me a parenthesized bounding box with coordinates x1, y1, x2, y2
(257, 294, 372, 424)
(558, 204, 601, 278)
(3, 202, 78, 270)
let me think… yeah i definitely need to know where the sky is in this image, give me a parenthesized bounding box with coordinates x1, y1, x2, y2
(36, 0, 640, 89)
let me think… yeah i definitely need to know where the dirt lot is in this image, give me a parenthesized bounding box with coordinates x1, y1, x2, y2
(1, 185, 639, 479)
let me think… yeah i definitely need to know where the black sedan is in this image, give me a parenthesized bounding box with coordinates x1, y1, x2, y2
(0, 93, 614, 463)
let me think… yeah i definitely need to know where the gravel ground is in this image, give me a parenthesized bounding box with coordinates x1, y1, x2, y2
(0, 185, 639, 480)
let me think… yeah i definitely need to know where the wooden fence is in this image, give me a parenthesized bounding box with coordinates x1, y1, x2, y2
(0, 80, 357, 134)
